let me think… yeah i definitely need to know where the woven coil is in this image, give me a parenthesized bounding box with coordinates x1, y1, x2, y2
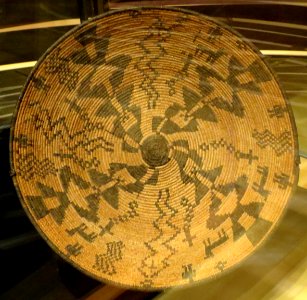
(11, 7, 298, 289)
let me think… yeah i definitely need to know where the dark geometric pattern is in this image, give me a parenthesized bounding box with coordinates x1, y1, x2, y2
(13, 134, 33, 148)
(199, 57, 272, 118)
(65, 243, 83, 258)
(165, 42, 226, 97)
(207, 174, 267, 243)
(208, 26, 223, 43)
(93, 241, 125, 275)
(152, 85, 218, 135)
(26, 182, 70, 225)
(25, 166, 104, 224)
(252, 129, 292, 156)
(268, 105, 288, 118)
(134, 18, 165, 109)
(166, 46, 272, 120)
(200, 138, 258, 164)
(71, 24, 109, 66)
(15, 153, 57, 181)
(171, 139, 222, 203)
(31, 101, 114, 153)
(12, 8, 297, 289)
(134, 15, 188, 109)
(28, 100, 117, 170)
(73, 25, 132, 95)
(139, 189, 180, 287)
(204, 229, 229, 259)
(252, 166, 270, 200)
(181, 197, 197, 247)
(165, 43, 225, 96)
(166, 52, 194, 96)
(99, 201, 139, 236)
(87, 164, 159, 210)
(195, 44, 226, 65)
(71, 24, 132, 96)
(66, 223, 98, 243)
(54, 151, 100, 170)
(45, 48, 79, 91)
(31, 75, 51, 93)
(273, 172, 292, 189)
(96, 88, 143, 145)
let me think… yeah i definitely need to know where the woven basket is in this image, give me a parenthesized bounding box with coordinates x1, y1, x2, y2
(10, 7, 299, 289)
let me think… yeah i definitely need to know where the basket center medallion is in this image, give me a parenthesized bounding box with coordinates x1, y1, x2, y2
(140, 134, 170, 167)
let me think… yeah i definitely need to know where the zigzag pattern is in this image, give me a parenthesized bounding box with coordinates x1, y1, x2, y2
(252, 129, 292, 156)
(63, 137, 114, 154)
(134, 18, 167, 109)
(32, 108, 82, 143)
(200, 138, 236, 153)
(161, 188, 181, 271)
(138, 190, 164, 282)
(181, 197, 197, 247)
(30, 104, 113, 169)
(99, 201, 139, 236)
(16, 153, 57, 181)
(200, 138, 258, 164)
(139, 189, 180, 287)
(32, 106, 113, 149)
(54, 150, 100, 169)
(93, 241, 125, 275)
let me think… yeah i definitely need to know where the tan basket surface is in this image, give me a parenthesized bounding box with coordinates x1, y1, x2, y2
(10, 7, 299, 290)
